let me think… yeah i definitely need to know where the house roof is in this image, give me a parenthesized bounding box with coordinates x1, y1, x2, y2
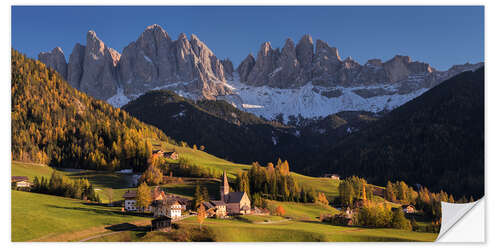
(210, 201, 226, 206)
(11, 176, 29, 182)
(123, 190, 137, 199)
(203, 201, 215, 209)
(402, 205, 414, 209)
(227, 192, 246, 203)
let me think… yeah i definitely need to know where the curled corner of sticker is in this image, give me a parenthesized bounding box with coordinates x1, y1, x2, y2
(436, 198, 484, 242)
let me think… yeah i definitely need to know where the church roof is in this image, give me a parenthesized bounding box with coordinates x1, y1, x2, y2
(227, 192, 246, 203)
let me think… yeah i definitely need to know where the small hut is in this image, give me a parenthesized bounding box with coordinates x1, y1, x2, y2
(151, 216, 172, 231)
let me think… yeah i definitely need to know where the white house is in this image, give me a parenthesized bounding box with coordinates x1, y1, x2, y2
(152, 199, 182, 219)
(12, 176, 31, 190)
(123, 190, 138, 211)
(166, 200, 182, 219)
(123, 187, 166, 212)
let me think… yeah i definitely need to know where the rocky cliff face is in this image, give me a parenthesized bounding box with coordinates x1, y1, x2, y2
(39, 24, 232, 101)
(238, 35, 443, 93)
(39, 26, 483, 120)
(38, 47, 67, 79)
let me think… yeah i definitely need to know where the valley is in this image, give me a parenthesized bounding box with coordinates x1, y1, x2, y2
(10, 16, 484, 242)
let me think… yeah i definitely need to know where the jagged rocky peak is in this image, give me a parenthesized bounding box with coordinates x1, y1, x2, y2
(237, 35, 451, 89)
(116, 24, 231, 99)
(222, 58, 234, 79)
(67, 43, 86, 89)
(77, 30, 120, 100)
(244, 41, 280, 86)
(314, 39, 341, 62)
(296, 34, 314, 70)
(366, 59, 383, 67)
(382, 55, 433, 82)
(237, 54, 256, 82)
(38, 46, 68, 79)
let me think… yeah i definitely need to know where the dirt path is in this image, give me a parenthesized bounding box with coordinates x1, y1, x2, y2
(253, 219, 291, 224)
(78, 215, 194, 242)
(339, 228, 366, 233)
(28, 219, 150, 242)
(78, 231, 125, 242)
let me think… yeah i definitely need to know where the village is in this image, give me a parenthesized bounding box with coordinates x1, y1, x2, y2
(12, 150, 419, 235)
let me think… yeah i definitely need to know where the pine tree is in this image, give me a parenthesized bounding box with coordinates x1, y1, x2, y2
(202, 187, 209, 201)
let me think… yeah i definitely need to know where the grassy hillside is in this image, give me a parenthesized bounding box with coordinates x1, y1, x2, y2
(152, 139, 342, 200)
(266, 200, 339, 221)
(89, 216, 438, 242)
(11, 161, 67, 179)
(11, 191, 146, 241)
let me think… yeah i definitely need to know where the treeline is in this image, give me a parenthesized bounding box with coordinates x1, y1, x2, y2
(11, 50, 171, 172)
(354, 204, 411, 230)
(235, 159, 319, 203)
(31, 171, 100, 202)
(385, 180, 473, 223)
(139, 156, 223, 186)
(338, 176, 374, 207)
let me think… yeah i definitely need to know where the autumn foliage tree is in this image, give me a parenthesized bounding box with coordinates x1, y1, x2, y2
(274, 205, 285, 216)
(11, 50, 170, 172)
(136, 182, 152, 212)
(197, 204, 206, 229)
(317, 192, 329, 205)
(139, 158, 163, 186)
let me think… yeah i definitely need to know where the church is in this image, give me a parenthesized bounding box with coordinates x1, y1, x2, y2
(219, 171, 251, 215)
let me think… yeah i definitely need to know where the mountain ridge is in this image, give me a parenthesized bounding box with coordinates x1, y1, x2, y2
(38, 24, 482, 121)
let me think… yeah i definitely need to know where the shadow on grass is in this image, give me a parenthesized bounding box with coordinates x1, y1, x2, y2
(67, 172, 134, 189)
(45, 204, 154, 218)
(105, 223, 151, 232)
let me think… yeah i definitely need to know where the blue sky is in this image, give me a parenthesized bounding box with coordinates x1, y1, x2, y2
(12, 6, 484, 70)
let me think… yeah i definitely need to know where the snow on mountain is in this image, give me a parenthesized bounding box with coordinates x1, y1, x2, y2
(217, 74, 428, 122)
(107, 86, 131, 108)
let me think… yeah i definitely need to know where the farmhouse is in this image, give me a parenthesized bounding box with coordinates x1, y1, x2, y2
(152, 199, 182, 219)
(151, 150, 179, 160)
(123, 190, 138, 211)
(151, 216, 172, 231)
(252, 207, 270, 216)
(163, 151, 179, 160)
(122, 186, 166, 212)
(152, 149, 164, 157)
(402, 205, 416, 214)
(11, 176, 31, 189)
(202, 200, 227, 218)
(322, 173, 340, 180)
(219, 171, 251, 215)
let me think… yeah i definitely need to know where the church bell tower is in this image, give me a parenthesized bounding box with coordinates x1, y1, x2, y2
(220, 171, 229, 202)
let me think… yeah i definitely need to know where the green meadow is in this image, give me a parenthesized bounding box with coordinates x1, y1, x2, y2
(11, 144, 434, 242)
(89, 216, 437, 242)
(11, 191, 146, 242)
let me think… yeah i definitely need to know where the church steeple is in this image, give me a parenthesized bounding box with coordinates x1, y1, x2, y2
(220, 171, 229, 202)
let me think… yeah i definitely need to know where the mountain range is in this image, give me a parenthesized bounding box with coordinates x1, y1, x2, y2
(38, 24, 483, 120)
